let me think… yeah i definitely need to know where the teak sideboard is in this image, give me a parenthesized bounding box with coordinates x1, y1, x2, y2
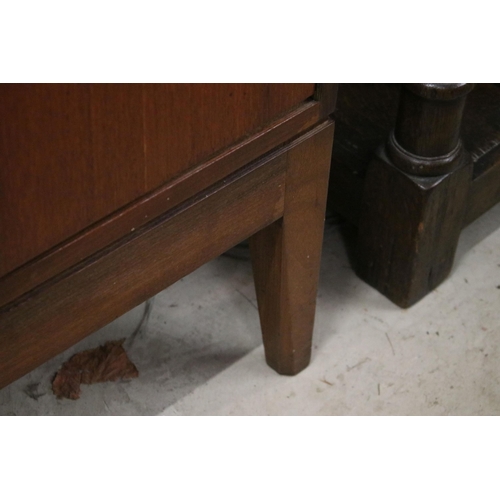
(0, 84, 337, 389)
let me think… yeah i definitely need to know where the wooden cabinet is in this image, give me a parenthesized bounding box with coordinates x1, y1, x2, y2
(0, 84, 337, 389)
(0, 84, 315, 278)
(329, 83, 500, 307)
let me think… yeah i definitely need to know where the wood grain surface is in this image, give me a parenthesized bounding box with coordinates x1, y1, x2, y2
(0, 84, 315, 278)
(0, 120, 335, 389)
(144, 84, 315, 190)
(356, 151, 473, 307)
(250, 121, 335, 374)
(0, 99, 322, 308)
(328, 83, 500, 226)
(0, 137, 287, 389)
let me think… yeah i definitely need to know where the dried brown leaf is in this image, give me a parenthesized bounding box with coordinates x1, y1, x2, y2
(52, 339, 138, 400)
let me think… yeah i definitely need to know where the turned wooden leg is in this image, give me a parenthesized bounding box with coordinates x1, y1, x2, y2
(249, 123, 334, 375)
(356, 84, 475, 307)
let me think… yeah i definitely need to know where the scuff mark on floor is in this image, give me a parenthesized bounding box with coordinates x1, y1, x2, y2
(346, 357, 371, 372)
(385, 332, 396, 355)
(23, 383, 45, 401)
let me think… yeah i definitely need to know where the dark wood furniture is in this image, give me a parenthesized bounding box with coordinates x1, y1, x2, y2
(0, 84, 337, 389)
(329, 83, 500, 307)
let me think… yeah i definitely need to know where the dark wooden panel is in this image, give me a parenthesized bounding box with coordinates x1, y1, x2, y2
(465, 153, 500, 225)
(0, 84, 314, 279)
(89, 84, 146, 218)
(328, 84, 401, 224)
(0, 84, 147, 277)
(315, 83, 339, 119)
(462, 83, 500, 224)
(144, 84, 315, 190)
(0, 100, 322, 308)
(0, 136, 290, 390)
(0, 84, 94, 276)
(329, 83, 500, 227)
(462, 83, 500, 165)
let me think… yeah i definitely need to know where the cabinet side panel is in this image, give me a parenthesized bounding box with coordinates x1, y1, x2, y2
(0, 84, 148, 276)
(0, 84, 94, 276)
(144, 84, 315, 190)
(89, 84, 146, 219)
(0, 84, 314, 278)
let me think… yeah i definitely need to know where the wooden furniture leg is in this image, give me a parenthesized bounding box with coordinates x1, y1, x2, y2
(356, 84, 475, 307)
(249, 123, 334, 374)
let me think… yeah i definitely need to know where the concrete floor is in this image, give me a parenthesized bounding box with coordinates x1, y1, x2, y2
(2, 204, 500, 415)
